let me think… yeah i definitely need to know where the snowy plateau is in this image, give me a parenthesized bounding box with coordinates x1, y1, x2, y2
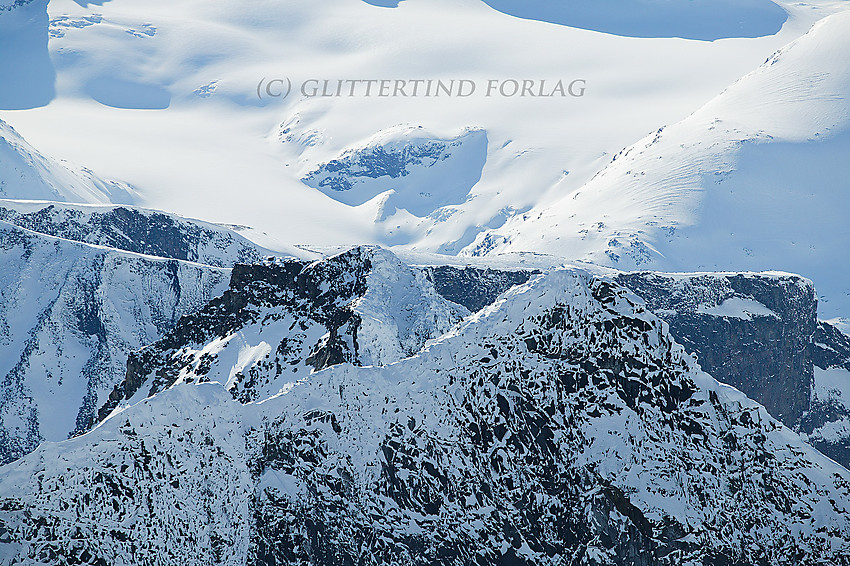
(1, 0, 850, 564)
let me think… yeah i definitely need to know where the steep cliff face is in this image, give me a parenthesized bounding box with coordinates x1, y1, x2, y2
(800, 322, 850, 467)
(423, 265, 536, 313)
(0, 222, 230, 465)
(814, 321, 850, 372)
(2, 265, 849, 565)
(98, 246, 468, 419)
(613, 271, 816, 427)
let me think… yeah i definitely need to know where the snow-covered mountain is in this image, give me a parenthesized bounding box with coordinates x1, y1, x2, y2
(0, 0, 843, 272)
(0, 221, 232, 464)
(1, 0, 849, 562)
(0, 202, 297, 464)
(99, 246, 468, 414)
(2, 260, 850, 564)
(482, 9, 850, 319)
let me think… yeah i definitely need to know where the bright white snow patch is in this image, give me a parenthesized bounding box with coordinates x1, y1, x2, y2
(696, 297, 779, 320)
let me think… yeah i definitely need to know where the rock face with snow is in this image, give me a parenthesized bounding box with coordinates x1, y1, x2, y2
(1, 262, 850, 565)
(614, 271, 816, 428)
(801, 322, 850, 467)
(302, 127, 488, 219)
(0, 222, 231, 465)
(0, 204, 278, 465)
(0, 200, 266, 267)
(422, 265, 536, 313)
(98, 246, 468, 417)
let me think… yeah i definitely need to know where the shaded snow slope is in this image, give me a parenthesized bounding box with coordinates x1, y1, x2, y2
(0, 0, 54, 110)
(479, 0, 789, 40)
(484, 10, 850, 318)
(0, 119, 135, 203)
(2, 267, 850, 564)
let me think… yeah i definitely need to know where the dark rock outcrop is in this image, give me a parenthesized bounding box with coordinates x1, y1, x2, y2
(0, 201, 263, 267)
(423, 265, 536, 312)
(814, 321, 850, 372)
(614, 272, 816, 428)
(97, 247, 467, 423)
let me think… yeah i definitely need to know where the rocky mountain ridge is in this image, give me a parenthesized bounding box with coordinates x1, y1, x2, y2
(1, 261, 849, 564)
(0, 203, 284, 464)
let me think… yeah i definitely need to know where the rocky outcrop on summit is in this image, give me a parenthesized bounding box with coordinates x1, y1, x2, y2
(98, 247, 468, 419)
(614, 271, 816, 427)
(1, 266, 849, 565)
(0, 223, 229, 465)
(0, 200, 266, 267)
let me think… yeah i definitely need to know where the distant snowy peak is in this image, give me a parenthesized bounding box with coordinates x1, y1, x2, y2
(302, 126, 487, 220)
(98, 246, 468, 416)
(0, 119, 136, 204)
(479, 9, 850, 317)
(0, 200, 272, 267)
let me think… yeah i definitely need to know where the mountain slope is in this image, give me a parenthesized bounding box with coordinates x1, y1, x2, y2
(0, 120, 135, 203)
(3, 0, 839, 255)
(0, 203, 292, 464)
(480, 9, 850, 319)
(1, 261, 849, 564)
(0, 200, 276, 267)
(0, 221, 231, 464)
(98, 246, 468, 417)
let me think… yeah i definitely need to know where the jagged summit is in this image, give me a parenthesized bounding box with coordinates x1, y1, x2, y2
(97, 246, 468, 419)
(2, 265, 849, 564)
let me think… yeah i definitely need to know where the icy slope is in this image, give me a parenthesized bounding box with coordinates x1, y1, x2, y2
(2, 267, 850, 564)
(484, 9, 850, 318)
(479, 0, 789, 40)
(99, 246, 468, 414)
(0, 119, 135, 203)
(0, 222, 231, 464)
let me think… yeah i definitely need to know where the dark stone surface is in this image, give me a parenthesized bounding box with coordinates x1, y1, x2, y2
(814, 321, 850, 372)
(614, 272, 816, 428)
(0, 203, 261, 267)
(423, 266, 536, 312)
